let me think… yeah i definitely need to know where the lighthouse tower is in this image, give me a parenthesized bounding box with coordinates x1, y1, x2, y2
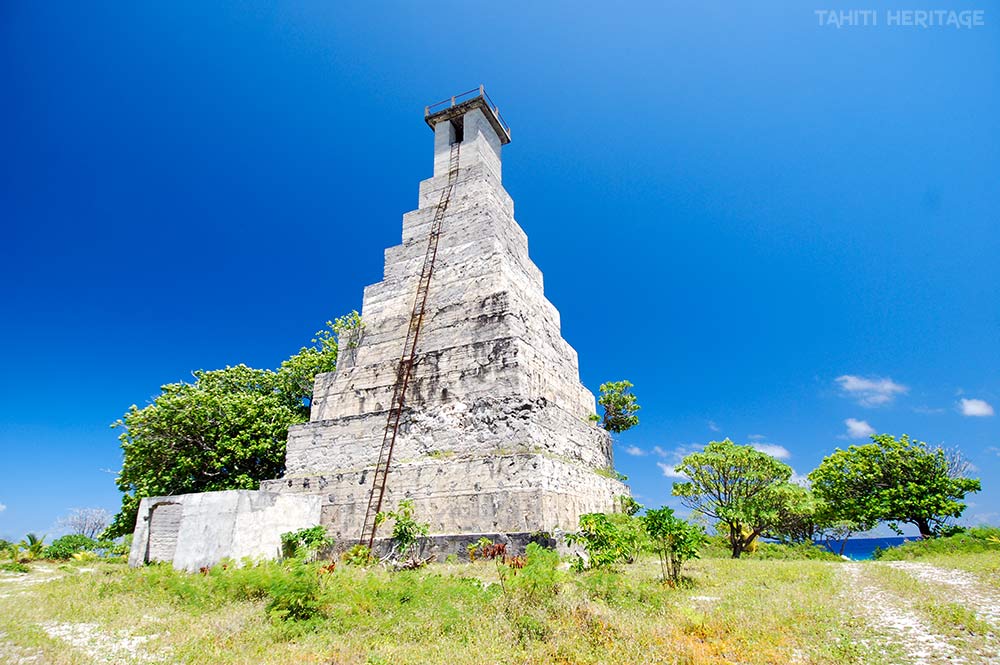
(263, 87, 628, 551)
(129, 89, 629, 570)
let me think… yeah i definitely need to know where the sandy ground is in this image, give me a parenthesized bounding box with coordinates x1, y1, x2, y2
(884, 561, 1000, 628)
(840, 561, 1000, 664)
(1, 566, 166, 664)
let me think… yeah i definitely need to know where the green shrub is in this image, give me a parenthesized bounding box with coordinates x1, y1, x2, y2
(749, 541, 842, 561)
(566, 512, 646, 570)
(643, 507, 705, 584)
(45, 535, 98, 560)
(280, 526, 333, 560)
(377, 499, 429, 560)
(341, 544, 374, 566)
(874, 526, 1000, 560)
(505, 542, 561, 604)
(95, 537, 131, 557)
(0, 561, 29, 573)
(266, 561, 323, 622)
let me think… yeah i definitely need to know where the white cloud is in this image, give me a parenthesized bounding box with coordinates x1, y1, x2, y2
(652, 444, 707, 479)
(751, 443, 791, 459)
(845, 418, 876, 439)
(836, 375, 908, 407)
(657, 462, 687, 479)
(623, 445, 646, 456)
(790, 470, 810, 487)
(960, 398, 994, 417)
(747, 434, 767, 441)
(965, 512, 1000, 527)
(0, 503, 5, 513)
(987, 446, 1000, 457)
(707, 421, 720, 432)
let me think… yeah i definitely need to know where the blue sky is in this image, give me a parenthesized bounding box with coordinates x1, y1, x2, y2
(1, 2, 997, 540)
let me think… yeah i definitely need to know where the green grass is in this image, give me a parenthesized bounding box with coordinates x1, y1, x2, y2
(0, 553, 879, 665)
(875, 526, 1000, 561)
(3, 545, 993, 665)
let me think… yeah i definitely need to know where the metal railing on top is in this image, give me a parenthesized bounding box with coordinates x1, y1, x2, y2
(424, 85, 510, 139)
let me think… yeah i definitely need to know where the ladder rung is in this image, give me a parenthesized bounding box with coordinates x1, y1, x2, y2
(359, 139, 461, 549)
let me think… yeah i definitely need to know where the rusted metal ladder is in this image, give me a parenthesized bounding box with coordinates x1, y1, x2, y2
(359, 139, 461, 549)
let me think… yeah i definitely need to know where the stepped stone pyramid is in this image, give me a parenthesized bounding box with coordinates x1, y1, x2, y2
(260, 91, 627, 544)
(129, 90, 627, 570)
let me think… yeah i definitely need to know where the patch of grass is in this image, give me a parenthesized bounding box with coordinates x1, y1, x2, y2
(875, 526, 1000, 560)
(916, 552, 1000, 588)
(867, 563, 996, 660)
(748, 542, 843, 561)
(0, 554, 950, 664)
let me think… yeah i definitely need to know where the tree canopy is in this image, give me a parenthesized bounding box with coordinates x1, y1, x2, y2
(597, 380, 640, 434)
(672, 439, 793, 558)
(809, 433, 981, 538)
(106, 313, 362, 538)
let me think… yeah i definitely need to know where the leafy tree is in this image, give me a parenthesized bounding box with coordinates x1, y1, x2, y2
(619, 494, 643, 517)
(672, 439, 793, 558)
(643, 507, 705, 584)
(107, 314, 361, 538)
(18, 533, 46, 561)
(597, 380, 640, 434)
(760, 483, 822, 545)
(58, 508, 111, 539)
(277, 312, 363, 406)
(809, 434, 981, 539)
(376, 499, 429, 561)
(45, 534, 98, 560)
(566, 512, 647, 569)
(279, 526, 333, 560)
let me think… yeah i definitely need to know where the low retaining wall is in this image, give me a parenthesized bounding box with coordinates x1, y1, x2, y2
(129, 490, 323, 571)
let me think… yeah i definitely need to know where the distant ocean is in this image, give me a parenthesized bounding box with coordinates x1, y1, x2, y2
(818, 536, 913, 560)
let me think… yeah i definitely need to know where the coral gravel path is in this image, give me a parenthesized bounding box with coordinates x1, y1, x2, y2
(884, 561, 1000, 629)
(840, 563, 964, 664)
(840, 561, 1000, 664)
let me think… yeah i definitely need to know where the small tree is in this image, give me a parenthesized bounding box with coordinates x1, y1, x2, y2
(45, 535, 98, 560)
(280, 526, 333, 560)
(277, 312, 363, 405)
(643, 507, 705, 584)
(566, 512, 646, 569)
(58, 508, 111, 539)
(377, 499, 429, 561)
(809, 434, 981, 538)
(107, 314, 362, 538)
(18, 533, 46, 561)
(672, 439, 792, 558)
(597, 380, 640, 434)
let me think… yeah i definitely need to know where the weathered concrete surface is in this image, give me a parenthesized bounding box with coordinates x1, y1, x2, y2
(132, 95, 627, 569)
(129, 491, 322, 571)
(275, 101, 629, 540)
(263, 452, 625, 540)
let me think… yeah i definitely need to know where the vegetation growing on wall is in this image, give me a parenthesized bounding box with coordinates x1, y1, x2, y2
(106, 313, 362, 538)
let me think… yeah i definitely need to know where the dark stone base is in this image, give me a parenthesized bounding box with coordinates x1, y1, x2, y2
(338, 531, 559, 562)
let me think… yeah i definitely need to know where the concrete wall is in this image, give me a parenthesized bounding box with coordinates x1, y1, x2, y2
(263, 452, 626, 541)
(129, 490, 322, 571)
